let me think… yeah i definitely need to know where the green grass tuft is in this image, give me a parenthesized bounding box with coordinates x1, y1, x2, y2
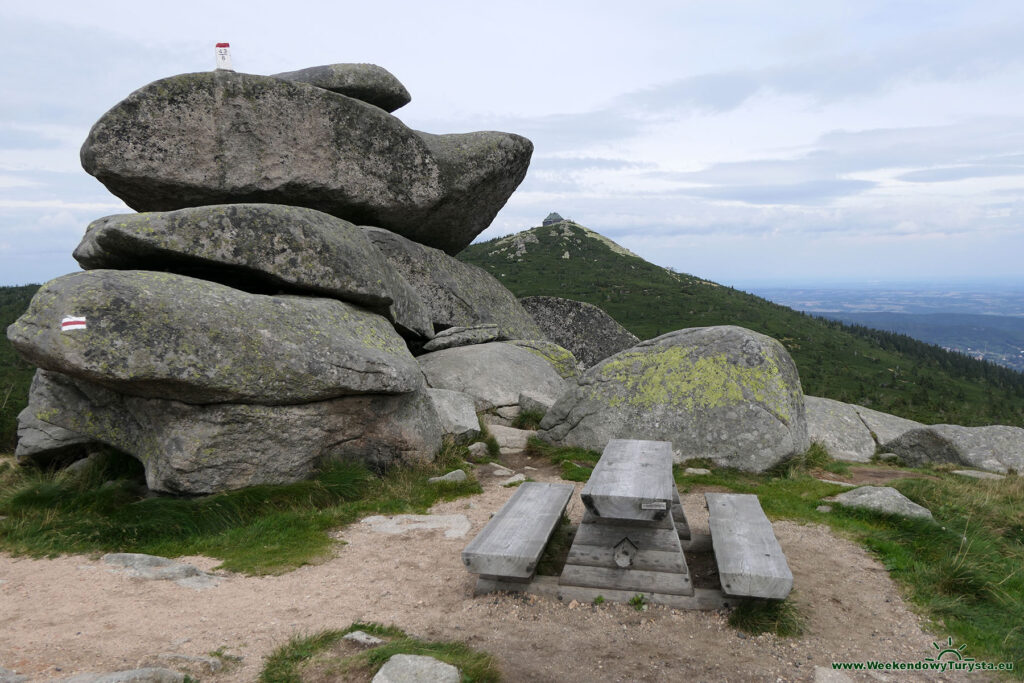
(728, 597, 807, 637)
(259, 623, 501, 683)
(0, 445, 481, 575)
(511, 409, 545, 430)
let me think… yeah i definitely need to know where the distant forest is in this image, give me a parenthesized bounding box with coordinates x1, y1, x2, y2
(459, 224, 1024, 429)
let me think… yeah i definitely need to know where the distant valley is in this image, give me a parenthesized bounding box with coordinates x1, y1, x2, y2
(751, 287, 1024, 372)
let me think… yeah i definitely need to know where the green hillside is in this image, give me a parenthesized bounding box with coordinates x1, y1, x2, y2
(1, 285, 40, 451)
(459, 221, 1024, 428)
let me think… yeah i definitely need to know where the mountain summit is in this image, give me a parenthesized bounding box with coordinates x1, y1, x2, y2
(459, 220, 1024, 427)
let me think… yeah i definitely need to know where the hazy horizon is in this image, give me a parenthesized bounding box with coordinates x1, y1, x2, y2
(2, 2, 1023, 287)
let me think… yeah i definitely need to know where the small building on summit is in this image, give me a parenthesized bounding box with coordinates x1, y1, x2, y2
(542, 212, 565, 225)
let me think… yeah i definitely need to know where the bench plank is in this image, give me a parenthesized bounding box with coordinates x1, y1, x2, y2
(559, 565, 693, 596)
(462, 482, 574, 579)
(573, 515, 683, 552)
(581, 439, 674, 522)
(566, 544, 689, 574)
(705, 493, 793, 599)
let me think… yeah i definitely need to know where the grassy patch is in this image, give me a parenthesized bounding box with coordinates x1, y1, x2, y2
(675, 464, 1024, 673)
(511, 409, 545, 430)
(525, 437, 599, 482)
(0, 443, 481, 575)
(729, 597, 807, 637)
(259, 622, 501, 683)
(535, 513, 574, 576)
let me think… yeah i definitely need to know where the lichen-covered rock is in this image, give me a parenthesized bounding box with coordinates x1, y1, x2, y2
(519, 296, 638, 368)
(363, 227, 545, 339)
(884, 424, 1024, 473)
(81, 71, 532, 254)
(27, 370, 443, 494)
(539, 326, 809, 471)
(825, 486, 933, 520)
(505, 339, 581, 379)
(14, 370, 95, 465)
(421, 324, 501, 352)
(271, 63, 411, 112)
(7, 270, 422, 405)
(73, 204, 434, 338)
(804, 396, 876, 462)
(418, 342, 567, 411)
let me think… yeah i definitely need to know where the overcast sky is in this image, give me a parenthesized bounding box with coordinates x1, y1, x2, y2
(2, 1, 1023, 288)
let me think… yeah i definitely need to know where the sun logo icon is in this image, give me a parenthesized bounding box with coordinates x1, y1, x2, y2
(926, 636, 975, 662)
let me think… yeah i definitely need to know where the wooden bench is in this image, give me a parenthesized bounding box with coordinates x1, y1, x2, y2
(705, 493, 793, 600)
(462, 482, 574, 582)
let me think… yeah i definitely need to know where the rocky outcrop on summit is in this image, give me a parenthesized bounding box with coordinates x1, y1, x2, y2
(73, 204, 433, 338)
(884, 424, 1024, 473)
(363, 227, 545, 339)
(539, 326, 809, 471)
(80, 71, 532, 254)
(8, 270, 422, 405)
(28, 370, 443, 494)
(826, 486, 933, 520)
(271, 63, 411, 112)
(418, 342, 567, 411)
(520, 296, 639, 369)
(804, 396, 876, 462)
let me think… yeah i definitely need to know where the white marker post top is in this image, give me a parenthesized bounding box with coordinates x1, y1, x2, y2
(215, 43, 233, 71)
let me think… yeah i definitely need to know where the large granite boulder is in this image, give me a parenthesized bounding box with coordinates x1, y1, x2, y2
(418, 342, 567, 411)
(271, 63, 411, 112)
(14, 370, 94, 465)
(539, 326, 809, 471)
(519, 296, 638, 368)
(853, 404, 923, 445)
(80, 71, 532, 254)
(26, 370, 444, 494)
(425, 388, 480, 444)
(73, 204, 434, 338)
(884, 424, 1024, 473)
(504, 339, 581, 380)
(7, 270, 423, 405)
(804, 396, 876, 462)
(363, 227, 545, 339)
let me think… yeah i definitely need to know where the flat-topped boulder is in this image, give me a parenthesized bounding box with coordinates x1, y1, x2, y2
(26, 370, 444, 494)
(73, 203, 433, 338)
(884, 424, 1024, 473)
(419, 342, 566, 411)
(539, 326, 809, 471)
(271, 63, 411, 112)
(804, 396, 876, 462)
(7, 270, 422, 405)
(422, 324, 501, 352)
(519, 296, 638, 369)
(363, 227, 545, 339)
(81, 71, 532, 254)
(825, 486, 933, 520)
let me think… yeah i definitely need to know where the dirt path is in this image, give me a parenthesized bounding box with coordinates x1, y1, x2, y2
(0, 459, 978, 682)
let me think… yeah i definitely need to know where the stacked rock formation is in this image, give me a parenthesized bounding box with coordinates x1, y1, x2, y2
(8, 63, 547, 494)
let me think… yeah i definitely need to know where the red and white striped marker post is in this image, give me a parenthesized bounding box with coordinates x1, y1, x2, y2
(215, 43, 233, 71)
